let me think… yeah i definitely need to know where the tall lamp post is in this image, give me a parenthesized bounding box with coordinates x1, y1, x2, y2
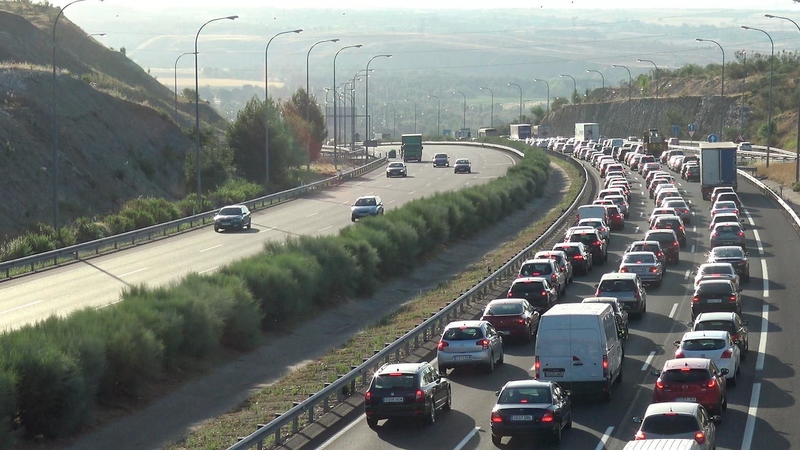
(508, 83, 523, 122)
(533, 78, 550, 115)
(351, 70, 370, 151)
(174, 51, 195, 121)
(479, 86, 494, 127)
(611, 64, 632, 134)
(559, 74, 577, 102)
(384, 102, 396, 140)
(742, 25, 774, 168)
(637, 58, 660, 99)
(586, 69, 605, 102)
(427, 94, 440, 136)
(695, 39, 725, 137)
(765, 13, 800, 181)
(333, 44, 362, 169)
(404, 98, 417, 133)
(365, 54, 391, 144)
(306, 38, 339, 170)
(453, 90, 467, 130)
(195, 15, 238, 205)
(78, 32, 105, 67)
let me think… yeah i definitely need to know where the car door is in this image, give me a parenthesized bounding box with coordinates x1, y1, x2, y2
(699, 406, 716, 449)
(424, 366, 444, 408)
(486, 324, 503, 360)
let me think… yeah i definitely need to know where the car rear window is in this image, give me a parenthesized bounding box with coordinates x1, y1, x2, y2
(712, 248, 744, 258)
(633, 244, 660, 254)
(682, 339, 726, 351)
(656, 219, 681, 227)
(695, 321, 736, 334)
(623, 254, 654, 264)
(646, 232, 675, 243)
(442, 327, 483, 340)
(520, 263, 553, 276)
(701, 266, 733, 275)
(498, 387, 551, 404)
(697, 283, 734, 295)
(374, 373, 417, 389)
(569, 233, 597, 245)
(510, 281, 546, 295)
(715, 225, 741, 233)
(598, 279, 636, 292)
(486, 303, 523, 316)
(660, 369, 711, 383)
(554, 246, 580, 257)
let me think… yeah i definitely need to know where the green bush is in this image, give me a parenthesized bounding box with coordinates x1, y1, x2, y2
(74, 217, 108, 243)
(340, 237, 381, 296)
(203, 273, 263, 350)
(289, 236, 360, 299)
(361, 217, 420, 274)
(0, 363, 15, 449)
(0, 235, 33, 261)
(105, 214, 135, 234)
(24, 233, 56, 254)
(340, 225, 398, 277)
(121, 209, 156, 229)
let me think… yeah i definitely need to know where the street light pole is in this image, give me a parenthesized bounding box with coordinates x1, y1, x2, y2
(405, 98, 417, 133)
(365, 54, 391, 144)
(765, 13, 800, 181)
(694, 39, 725, 137)
(384, 102, 396, 140)
(508, 83, 523, 122)
(637, 59, 659, 99)
(333, 44, 362, 170)
(453, 91, 467, 130)
(78, 32, 105, 67)
(533, 78, 550, 115)
(611, 64, 632, 135)
(306, 38, 339, 171)
(586, 69, 605, 102)
(479, 86, 494, 127)
(742, 25, 774, 168)
(427, 94, 440, 136)
(174, 51, 195, 121)
(351, 71, 369, 151)
(195, 15, 238, 206)
(559, 74, 577, 102)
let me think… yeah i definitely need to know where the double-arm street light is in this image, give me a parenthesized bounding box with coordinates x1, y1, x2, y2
(559, 74, 577, 102)
(508, 83, 523, 122)
(611, 64, 632, 134)
(306, 38, 339, 170)
(427, 94, 440, 136)
(637, 58, 660, 99)
(533, 78, 550, 115)
(586, 69, 605, 102)
(453, 90, 467, 130)
(695, 39, 725, 137)
(174, 51, 195, 121)
(479, 86, 494, 127)
(766, 13, 800, 181)
(404, 98, 417, 133)
(194, 15, 238, 206)
(365, 54, 391, 144)
(384, 102, 396, 140)
(742, 25, 774, 168)
(78, 32, 105, 67)
(333, 44, 363, 169)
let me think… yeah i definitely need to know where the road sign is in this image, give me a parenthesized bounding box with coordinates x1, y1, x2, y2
(707, 134, 719, 143)
(688, 130, 696, 138)
(672, 125, 680, 137)
(688, 123, 696, 131)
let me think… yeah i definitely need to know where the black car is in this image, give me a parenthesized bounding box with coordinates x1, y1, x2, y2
(453, 158, 472, 174)
(364, 361, 451, 428)
(552, 242, 593, 275)
(691, 279, 741, 320)
(565, 229, 607, 265)
(651, 215, 687, 248)
(626, 240, 666, 265)
(213, 205, 252, 232)
(507, 277, 558, 312)
(643, 229, 680, 265)
(491, 380, 572, 445)
(432, 153, 450, 167)
(583, 297, 629, 339)
(706, 245, 750, 282)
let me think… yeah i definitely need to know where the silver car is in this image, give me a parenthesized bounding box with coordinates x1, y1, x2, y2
(437, 320, 504, 373)
(662, 198, 693, 225)
(385, 162, 407, 177)
(619, 251, 663, 286)
(694, 263, 741, 292)
(533, 250, 573, 284)
(350, 195, 384, 222)
(710, 222, 746, 250)
(605, 195, 630, 218)
(633, 402, 720, 449)
(710, 201, 739, 218)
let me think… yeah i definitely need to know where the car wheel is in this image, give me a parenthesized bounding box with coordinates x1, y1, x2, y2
(491, 434, 502, 446)
(525, 325, 533, 343)
(443, 386, 452, 411)
(497, 347, 504, 365)
(744, 271, 751, 282)
(351, 216, 356, 222)
(552, 420, 563, 443)
(367, 417, 379, 430)
(246, 220, 251, 229)
(565, 413, 573, 429)
(214, 226, 220, 232)
(426, 400, 436, 425)
(487, 353, 495, 373)
(438, 365, 447, 375)
(721, 394, 728, 413)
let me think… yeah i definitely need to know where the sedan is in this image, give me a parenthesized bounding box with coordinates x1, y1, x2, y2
(706, 246, 750, 282)
(481, 299, 540, 343)
(351, 195, 384, 222)
(432, 153, 450, 167)
(674, 330, 741, 385)
(691, 279, 741, 320)
(213, 205, 252, 232)
(619, 251, 663, 286)
(453, 158, 472, 173)
(507, 277, 559, 312)
(694, 263, 740, 292)
(685, 165, 701, 181)
(710, 222, 746, 250)
(437, 320, 504, 373)
(385, 161, 408, 177)
(491, 380, 572, 445)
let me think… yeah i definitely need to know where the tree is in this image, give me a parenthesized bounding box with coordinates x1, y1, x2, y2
(530, 105, 545, 124)
(758, 120, 777, 146)
(551, 97, 568, 112)
(181, 87, 196, 100)
(571, 90, 581, 104)
(283, 88, 327, 164)
(183, 128, 233, 193)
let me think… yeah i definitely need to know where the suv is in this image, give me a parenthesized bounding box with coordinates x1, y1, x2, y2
(633, 402, 721, 449)
(351, 195, 384, 222)
(364, 362, 452, 428)
(651, 215, 687, 248)
(644, 229, 680, 265)
(594, 273, 647, 318)
(433, 153, 450, 167)
(518, 259, 567, 296)
(552, 242, 593, 275)
(565, 228, 608, 265)
(507, 277, 558, 312)
(437, 320, 504, 373)
(650, 358, 728, 415)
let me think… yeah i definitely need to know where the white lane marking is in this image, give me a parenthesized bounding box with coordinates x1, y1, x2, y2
(408, 191, 415, 195)
(639, 211, 645, 218)
(385, 184, 392, 188)
(453, 426, 481, 450)
(761, 260, 769, 298)
(594, 426, 614, 450)
(641, 351, 656, 371)
(370, 173, 383, 179)
(669, 303, 678, 318)
(501, 152, 518, 166)
(319, 226, 333, 232)
(0, 300, 43, 315)
(199, 244, 222, 253)
(634, 226, 640, 233)
(692, 226, 697, 233)
(426, 183, 433, 187)
(119, 268, 148, 278)
(684, 270, 691, 280)
(741, 383, 762, 450)
(198, 266, 218, 275)
(307, 212, 319, 218)
(690, 244, 696, 253)
(387, 200, 396, 204)
(317, 415, 363, 449)
(756, 303, 769, 371)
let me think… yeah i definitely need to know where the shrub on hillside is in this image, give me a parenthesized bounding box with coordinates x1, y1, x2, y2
(74, 217, 109, 243)
(24, 232, 56, 254)
(105, 214, 135, 234)
(121, 209, 156, 229)
(0, 235, 33, 261)
(210, 179, 265, 205)
(361, 217, 420, 274)
(340, 226, 398, 278)
(340, 237, 381, 296)
(0, 364, 15, 449)
(203, 272, 263, 350)
(287, 236, 360, 299)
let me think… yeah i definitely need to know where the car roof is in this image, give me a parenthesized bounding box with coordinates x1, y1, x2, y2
(502, 379, 554, 389)
(624, 251, 657, 258)
(535, 250, 566, 257)
(631, 240, 661, 246)
(444, 320, 485, 329)
(646, 229, 677, 237)
(697, 279, 735, 286)
(644, 402, 702, 416)
(698, 263, 735, 270)
(377, 362, 426, 374)
(695, 312, 738, 322)
(681, 330, 730, 340)
(600, 272, 638, 280)
(513, 276, 548, 283)
(487, 298, 527, 306)
(582, 296, 620, 304)
(661, 358, 712, 371)
(654, 215, 682, 221)
(357, 195, 379, 200)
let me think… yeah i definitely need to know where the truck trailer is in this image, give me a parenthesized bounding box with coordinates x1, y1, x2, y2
(533, 124, 551, 139)
(700, 142, 738, 200)
(574, 123, 600, 141)
(400, 134, 423, 162)
(509, 124, 532, 140)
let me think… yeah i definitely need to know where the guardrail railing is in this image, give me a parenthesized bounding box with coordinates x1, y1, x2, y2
(228, 144, 588, 450)
(0, 158, 387, 280)
(670, 144, 797, 162)
(738, 169, 800, 231)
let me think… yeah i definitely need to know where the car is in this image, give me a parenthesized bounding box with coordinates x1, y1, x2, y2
(708, 212, 742, 231)
(619, 251, 663, 287)
(674, 330, 741, 385)
(715, 192, 742, 209)
(582, 296, 629, 339)
(605, 195, 630, 218)
(565, 228, 607, 265)
(433, 153, 450, 167)
(605, 204, 625, 231)
(594, 273, 647, 318)
(705, 246, 750, 281)
(481, 299, 540, 343)
(649, 179, 675, 199)
(710, 201, 739, 218)
(691, 279, 741, 320)
(661, 198, 692, 225)
(364, 361, 451, 428)
(507, 277, 559, 312)
(709, 222, 746, 250)
(649, 207, 679, 227)
(693, 263, 740, 292)
(681, 162, 698, 180)
(626, 240, 666, 265)
(453, 158, 472, 173)
(667, 137, 681, 147)
(533, 250, 574, 284)
(738, 141, 753, 151)
(644, 229, 681, 265)
(690, 312, 749, 359)
(351, 195, 384, 222)
(385, 161, 408, 177)
(711, 186, 736, 204)
(577, 218, 611, 243)
(213, 204, 252, 232)
(552, 242, 593, 275)
(651, 360, 728, 415)
(684, 165, 701, 182)
(633, 402, 721, 449)
(655, 188, 682, 207)
(437, 320, 504, 373)
(490, 380, 573, 445)
(517, 259, 567, 297)
(651, 215, 687, 248)
(661, 148, 684, 164)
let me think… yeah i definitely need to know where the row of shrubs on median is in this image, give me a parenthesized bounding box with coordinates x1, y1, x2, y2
(0, 142, 550, 446)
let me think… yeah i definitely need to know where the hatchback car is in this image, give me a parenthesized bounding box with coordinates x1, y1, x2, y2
(552, 242, 593, 275)
(351, 195, 384, 222)
(582, 297, 629, 339)
(710, 222, 746, 250)
(364, 362, 451, 428)
(213, 205, 252, 232)
(633, 402, 721, 449)
(684, 165, 701, 182)
(626, 240, 666, 265)
(605, 195, 630, 218)
(453, 158, 471, 173)
(711, 187, 736, 204)
(533, 250, 573, 284)
(577, 218, 611, 243)
(491, 380, 572, 445)
(693, 263, 740, 292)
(651, 359, 728, 415)
(705, 246, 750, 281)
(507, 277, 559, 312)
(715, 192, 742, 209)
(517, 259, 567, 297)
(432, 153, 450, 167)
(565, 228, 607, 265)
(437, 320, 504, 373)
(605, 205, 625, 231)
(649, 207, 678, 227)
(481, 299, 540, 343)
(710, 201, 739, 218)
(619, 251, 663, 286)
(690, 312, 749, 359)
(385, 161, 408, 177)
(691, 279, 741, 320)
(707, 212, 742, 232)
(595, 273, 647, 318)
(644, 229, 681, 265)
(674, 331, 741, 385)
(661, 198, 692, 225)
(652, 215, 687, 248)
(738, 141, 753, 151)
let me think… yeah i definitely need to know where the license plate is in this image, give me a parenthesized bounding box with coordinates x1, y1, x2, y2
(544, 369, 565, 377)
(675, 397, 697, 402)
(453, 355, 472, 361)
(383, 397, 404, 403)
(632, 267, 646, 273)
(511, 415, 534, 421)
(707, 298, 722, 303)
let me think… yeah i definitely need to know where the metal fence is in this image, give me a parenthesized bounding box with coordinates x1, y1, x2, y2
(227, 144, 588, 450)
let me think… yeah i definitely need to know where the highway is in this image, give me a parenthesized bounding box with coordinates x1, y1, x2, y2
(0, 144, 518, 331)
(311, 153, 798, 450)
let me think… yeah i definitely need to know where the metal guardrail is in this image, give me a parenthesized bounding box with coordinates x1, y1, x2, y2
(0, 158, 387, 279)
(738, 169, 800, 231)
(228, 144, 588, 450)
(670, 144, 797, 162)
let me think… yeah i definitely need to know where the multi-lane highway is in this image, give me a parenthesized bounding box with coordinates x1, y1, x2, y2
(0, 145, 518, 331)
(312, 153, 798, 450)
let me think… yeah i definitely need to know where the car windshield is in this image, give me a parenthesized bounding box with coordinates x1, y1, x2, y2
(355, 198, 376, 206)
(456, 159, 469, 164)
(374, 373, 416, 389)
(696, 321, 737, 334)
(520, 263, 552, 276)
(498, 387, 551, 404)
(598, 279, 636, 292)
(661, 369, 711, 383)
(633, 244, 659, 253)
(388, 163, 403, 168)
(646, 232, 674, 243)
(442, 327, 482, 340)
(219, 207, 241, 215)
(682, 338, 726, 351)
(486, 303, 523, 316)
(435, 154, 447, 159)
(623, 254, 654, 264)
(641, 415, 700, 435)
(569, 233, 597, 244)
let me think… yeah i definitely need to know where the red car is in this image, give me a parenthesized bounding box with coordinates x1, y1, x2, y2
(480, 299, 541, 343)
(651, 358, 728, 415)
(605, 205, 625, 230)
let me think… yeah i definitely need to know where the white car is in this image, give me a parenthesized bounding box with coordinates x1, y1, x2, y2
(674, 330, 741, 385)
(737, 141, 753, 151)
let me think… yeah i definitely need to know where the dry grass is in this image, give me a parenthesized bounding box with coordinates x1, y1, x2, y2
(755, 162, 798, 188)
(165, 157, 582, 449)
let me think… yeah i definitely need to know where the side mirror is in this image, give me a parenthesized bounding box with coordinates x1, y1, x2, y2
(686, 321, 694, 328)
(633, 416, 643, 424)
(650, 369, 662, 377)
(593, 283, 599, 289)
(720, 368, 730, 375)
(711, 415, 723, 424)
(673, 340, 681, 347)
(742, 321, 749, 326)
(495, 390, 500, 397)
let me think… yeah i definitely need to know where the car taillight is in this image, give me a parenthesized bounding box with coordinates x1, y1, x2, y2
(635, 431, 646, 440)
(595, 289, 601, 297)
(730, 295, 737, 302)
(675, 349, 684, 358)
(594, 240, 602, 246)
(491, 411, 503, 423)
(711, 232, 718, 237)
(619, 267, 628, 273)
(541, 411, 554, 423)
(657, 252, 664, 258)
(541, 290, 548, 297)
(517, 318, 525, 325)
(738, 231, 745, 237)
(707, 378, 717, 388)
(695, 431, 706, 445)
(477, 339, 490, 349)
(656, 379, 665, 389)
(415, 389, 425, 403)
(672, 241, 679, 247)
(573, 255, 584, 260)
(507, 291, 513, 298)
(731, 333, 740, 342)
(692, 295, 699, 303)
(722, 348, 733, 359)
(534, 356, 540, 379)
(734, 209, 739, 215)
(551, 274, 557, 282)
(365, 391, 372, 402)
(649, 267, 659, 273)
(438, 341, 449, 350)
(602, 355, 609, 378)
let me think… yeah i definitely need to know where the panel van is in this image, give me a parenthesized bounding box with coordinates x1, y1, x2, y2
(533, 303, 623, 401)
(576, 205, 609, 226)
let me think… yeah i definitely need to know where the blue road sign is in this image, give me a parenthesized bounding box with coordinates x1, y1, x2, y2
(688, 123, 697, 131)
(673, 125, 680, 137)
(707, 134, 719, 143)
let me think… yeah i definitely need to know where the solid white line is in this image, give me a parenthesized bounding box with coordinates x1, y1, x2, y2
(199, 244, 222, 253)
(594, 426, 614, 450)
(756, 303, 769, 371)
(453, 427, 481, 450)
(639, 211, 645, 218)
(408, 191, 415, 195)
(741, 383, 762, 450)
(317, 416, 363, 449)
(692, 226, 697, 233)
(119, 268, 148, 278)
(641, 351, 656, 371)
(761, 260, 769, 298)
(669, 303, 678, 318)
(319, 226, 333, 232)
(690, 244, 696, 253)
(198, 266, 218, 275)
(0, 300, 43, 315)
(426, 183, 433, 186)
(306, 212, 319, 218)
(634, 226, 640, 233)
(387, 200, 396, 204)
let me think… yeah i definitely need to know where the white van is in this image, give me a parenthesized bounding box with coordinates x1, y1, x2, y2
(533, 303, 623, 400)
(576, 205, 609, 225)
(623, 439, 702, 450)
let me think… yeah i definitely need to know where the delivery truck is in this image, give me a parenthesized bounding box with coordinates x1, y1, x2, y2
(700, 142, 738, 200)
(575, 123, 600, 141)
(509, 124, 532, 140)
(400, 134, 423, 162)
